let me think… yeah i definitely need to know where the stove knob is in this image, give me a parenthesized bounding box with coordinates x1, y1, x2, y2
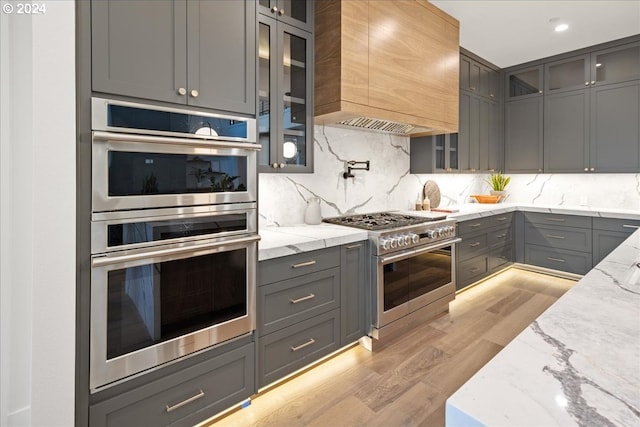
(448, 225, 456, 236)
(389, 238, 398, 249)
(395, 236, 405, 247)
(411, 233, 420, 244)
(437, 228, 445, 237)
(403, 235, 412, 245)
(425, 230, 436, 239)
(381, 239, 391, 250)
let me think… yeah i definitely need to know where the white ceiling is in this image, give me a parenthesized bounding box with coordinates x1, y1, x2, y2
(430, 1, 640, 68)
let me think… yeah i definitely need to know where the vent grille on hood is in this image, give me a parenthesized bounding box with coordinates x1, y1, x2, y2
(338, 117, 422, 135)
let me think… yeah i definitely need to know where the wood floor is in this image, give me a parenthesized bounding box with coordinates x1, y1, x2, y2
(206, 267, 575, 427)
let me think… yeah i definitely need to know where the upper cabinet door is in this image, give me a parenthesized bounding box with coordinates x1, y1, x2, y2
(591, 42, 640, 87)
(92, 0, 256, 115)
(91, 0, 188, 104)
(187, 0, 256, 115)
(259, 0, 313, 32)
(506, 65, 543, 99)
(545, 55, 590, 94)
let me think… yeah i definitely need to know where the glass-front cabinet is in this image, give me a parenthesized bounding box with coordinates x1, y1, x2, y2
(258, 15, 313, 173)
(506, 65, 543, 99)
(258, 0, 313, 32)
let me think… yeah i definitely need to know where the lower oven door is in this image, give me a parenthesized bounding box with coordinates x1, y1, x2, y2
(375, 239, 460, 328)
(89, 234, 259, 392)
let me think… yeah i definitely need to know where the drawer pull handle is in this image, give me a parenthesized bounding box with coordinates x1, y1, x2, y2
(291, 338, 316, 352)
(470, 267, 480, 273)
(469, 223, 482, 228)
(469, 242, 481, 247)
(546, 218, 565, 222)
(290, 293, 316, 304)
(496, 217, 508, 221)
(165, 390, 205, 413)
(547, 257, 565, 263)
(623, 225, 640, 229)
(546, 234, 566, 239)
(496, 234, 506, 238)
(292, 260, 316, 268)
(346, 243, 362, 249)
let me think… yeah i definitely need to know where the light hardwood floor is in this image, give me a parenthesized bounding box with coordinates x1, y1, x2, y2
(206, 268, 575, 427)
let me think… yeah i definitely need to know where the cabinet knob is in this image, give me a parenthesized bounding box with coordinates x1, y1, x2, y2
(278, 8, 284, 15)
(489, 93, 494, 98)
(591, 80, 596, 85)
(271, 163, 278, 169)
(177, 87, 187, 95)
(279, 163, 285, 169)
(584, 167, 589, 171)
(584, 82, 590, 86)
(538, 169, 543, 172)
(270, 6, 278, 13)
(538, 90, 543, 94)
(590, 167, 595, 172)
(190, 89, 199, 98)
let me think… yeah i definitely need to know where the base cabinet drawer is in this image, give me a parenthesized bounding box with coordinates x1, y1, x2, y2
(457, 256, 488, 289)
(525, 244, 592, 275)
(524, 223, 592, 252)
(259, 247, 340, 285)
(89, 342, 254, 427)
(489, 245, 513, 271)
(258, 309, 340, 388)
(458, 233, 489, 261)
(258, 267, 340, 336)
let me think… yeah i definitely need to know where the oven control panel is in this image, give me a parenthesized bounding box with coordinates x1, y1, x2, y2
(373, 220, 457, 255)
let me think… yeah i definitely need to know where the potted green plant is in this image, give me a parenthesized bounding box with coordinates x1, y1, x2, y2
(486, 172, 511, 200)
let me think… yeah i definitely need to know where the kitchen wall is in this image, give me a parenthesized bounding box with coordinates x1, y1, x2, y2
(0, 2, 76, 426)
(259, 125, 640, 226)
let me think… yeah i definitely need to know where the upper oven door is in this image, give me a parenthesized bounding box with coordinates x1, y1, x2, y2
(92, 131, 259, 212)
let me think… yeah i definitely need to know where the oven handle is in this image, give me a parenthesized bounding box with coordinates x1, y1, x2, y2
(91, 234, 260, 267)
(93, 130, 262, 151)
(378, 238, 461, 264)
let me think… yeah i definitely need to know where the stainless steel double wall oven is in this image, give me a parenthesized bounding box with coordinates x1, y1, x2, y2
(89, 98, 259, 392)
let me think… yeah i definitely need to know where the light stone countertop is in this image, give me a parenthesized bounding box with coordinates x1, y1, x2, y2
(258, 223, 368, 261)
(259, 203, 640, 261)
(446, 228, 640, 426)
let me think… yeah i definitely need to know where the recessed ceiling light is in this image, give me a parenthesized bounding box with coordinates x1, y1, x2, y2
(555, 23, 569, 32)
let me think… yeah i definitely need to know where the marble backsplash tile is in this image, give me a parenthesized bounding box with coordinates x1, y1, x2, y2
(259, 126, 640, 226)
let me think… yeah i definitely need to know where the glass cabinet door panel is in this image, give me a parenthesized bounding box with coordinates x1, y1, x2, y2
(281, 29, 307, 167)
(508, 67, 542, 98)
(280, 0, 308, 26)
(434, 135, 445, 170)
(258, 20, 276, 168)
(594, 43, 640, 85)
(449, 134, 459, 170)
(547, 56, 589, 92)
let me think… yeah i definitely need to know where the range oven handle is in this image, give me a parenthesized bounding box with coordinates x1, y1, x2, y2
(378, 238, 461, 264)
(92, 130, 262, 151)
(92, 234, 260, 267)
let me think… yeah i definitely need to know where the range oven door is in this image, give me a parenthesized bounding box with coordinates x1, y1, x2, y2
(89, 235, 258, 392)
(92, 131, 258, 212)
(375, 239, 460, 328)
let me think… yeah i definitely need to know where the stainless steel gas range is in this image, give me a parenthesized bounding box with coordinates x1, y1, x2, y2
(324, 212, 460, 349)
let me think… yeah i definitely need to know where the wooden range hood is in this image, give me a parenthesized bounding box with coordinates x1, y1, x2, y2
(314, 0, 460, 136)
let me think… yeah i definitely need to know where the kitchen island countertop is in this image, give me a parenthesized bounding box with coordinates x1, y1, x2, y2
(446, 227, 640, 426)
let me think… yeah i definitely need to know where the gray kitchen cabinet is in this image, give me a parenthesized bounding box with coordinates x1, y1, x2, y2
(256, 242, 366, 388)
(544, 89, 590, 172)
(91, 0, 256, 115)
(410, 133, 459, 173)
(506, 65, 543, 99)
(545, 54, 591, 94)
(592, 218, 640, 265)
(460, 54, 500, 100)
(523, 212, 593, 275)
(456, 213, 514, 290)
(504, 97, 544, 173)
(590, 80, 640, 172)
(89, 341, 254, 427)
(258, 14, 314, 173)
(258, 0, 314, 32)
(592, 41, 640, 86)
(341, 242, 366, 346)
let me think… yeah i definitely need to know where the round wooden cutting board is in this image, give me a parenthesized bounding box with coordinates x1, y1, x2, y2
(422, 180, 441, 208)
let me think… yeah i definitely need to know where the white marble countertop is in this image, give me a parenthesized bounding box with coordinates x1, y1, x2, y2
(446, 228, 640, 426)
(258, 223, 368, 261)
(259, 204, 639, 261)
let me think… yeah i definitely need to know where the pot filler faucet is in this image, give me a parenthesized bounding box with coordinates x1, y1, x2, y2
(343, 160, 370, 179)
